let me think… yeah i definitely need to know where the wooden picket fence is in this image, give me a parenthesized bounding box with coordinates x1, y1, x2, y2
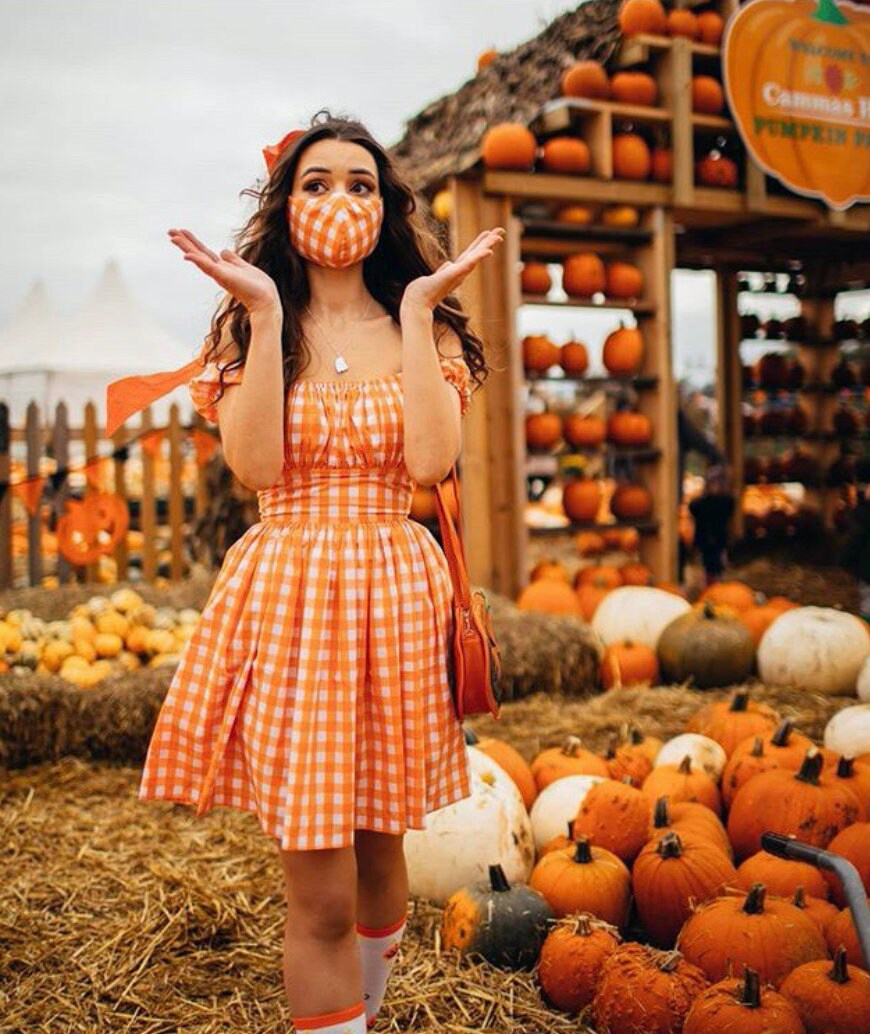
(0, 398, 220, 591)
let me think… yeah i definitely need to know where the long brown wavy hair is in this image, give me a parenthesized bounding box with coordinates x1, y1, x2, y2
(202, 108, 489, 410)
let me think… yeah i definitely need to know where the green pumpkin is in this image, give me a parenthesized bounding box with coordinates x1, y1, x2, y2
(440, 863, 554, 969)
(657, 603, 756, 689)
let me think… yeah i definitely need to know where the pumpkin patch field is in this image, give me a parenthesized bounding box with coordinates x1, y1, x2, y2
(2, 568, 869, 1032)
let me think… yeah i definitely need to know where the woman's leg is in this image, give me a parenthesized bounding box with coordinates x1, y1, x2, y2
(353, 830, 409, 1027)
(278, 843, 365, 1025)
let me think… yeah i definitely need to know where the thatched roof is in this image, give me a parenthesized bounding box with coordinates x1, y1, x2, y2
(390, 0, 622, 194)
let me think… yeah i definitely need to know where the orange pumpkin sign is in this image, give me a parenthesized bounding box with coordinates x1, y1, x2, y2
(723, 0, 870, 209)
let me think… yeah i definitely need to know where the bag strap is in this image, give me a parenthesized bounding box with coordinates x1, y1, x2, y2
(433, 465, 471, 609)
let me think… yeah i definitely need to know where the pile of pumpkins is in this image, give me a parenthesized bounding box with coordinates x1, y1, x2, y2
(522, 252, 644, 304)
(522, 325, 646, 379)
(518, 569, 870, 699)
(526, 400, 653, 454)
(410, 693, 870, 1033)
(0, 590, 201, 687)
(480, 0, 736, 190)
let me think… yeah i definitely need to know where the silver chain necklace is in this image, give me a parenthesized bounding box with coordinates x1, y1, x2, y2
(304, 296, 375, 374)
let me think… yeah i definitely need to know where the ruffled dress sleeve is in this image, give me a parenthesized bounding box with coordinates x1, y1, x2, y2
(437, 353, 473, 417)
(187, 353, 245, 424)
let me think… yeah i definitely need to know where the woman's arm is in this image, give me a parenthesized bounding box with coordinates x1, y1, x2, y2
(214, 304, 286, 491)
(400, 306, 463, 486)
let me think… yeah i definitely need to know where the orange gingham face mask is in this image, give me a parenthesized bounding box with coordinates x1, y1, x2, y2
(286, 191, 384, 269)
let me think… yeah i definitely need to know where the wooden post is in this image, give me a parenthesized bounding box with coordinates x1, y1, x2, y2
(717, 270, 745, 538)
(449, 173, 527, 597)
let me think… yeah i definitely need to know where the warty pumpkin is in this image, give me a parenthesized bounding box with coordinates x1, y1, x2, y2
(531, 734, 610, 791)
(481, 123, 538, 170)
(727, 748, 862, 861)
(592, 943, 709, 1034)
(684, 967, 806, 1034)
(677, 882, 829, 988)
(606, 737, 654, 786)
(440, 862, 554, 969)
(537, 913, 621, 1013)
(528, 834, 632, 926)
(632, 831, 738, 947)
(780, 946, 870, 1034)
(573, 778, 653, 862)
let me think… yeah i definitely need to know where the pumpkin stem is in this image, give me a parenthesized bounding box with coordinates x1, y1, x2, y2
(750, 736, 765, 758)
(678, 754, 693, 775)
(577, 913, 592, 937)
(657, 831, 683, 859)
(563, 735, 584, 757)
(795, 748, 824, 786)
(813, 0, 848, 25)
(658, 949, 682, 973)
(567, 818, 576, 840)
(836, 756, 854, 779)
(730, 689, 750, 713)
(573, 836, 594, 864)
(701, 601, 717, 620)
(629, 726, 644, 746)
(770, 718, 795, 748)
(743, 883, 766, 915)
(738, 966, 762, 1008)
(792, 886, 806, 909)
(488, 863, 511, 893)
(653, 796, 671, 828)
(829, 945, 850, 984)
(463, 727, 480, 745)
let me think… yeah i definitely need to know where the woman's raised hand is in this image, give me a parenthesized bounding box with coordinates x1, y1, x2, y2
(400, 226, 506, 314)
(168, 228, 281, 315)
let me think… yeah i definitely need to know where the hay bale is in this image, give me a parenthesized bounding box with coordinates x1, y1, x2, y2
(730, 558, 860, 612)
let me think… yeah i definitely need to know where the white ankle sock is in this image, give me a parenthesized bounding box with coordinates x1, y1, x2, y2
(293, 1000, 367, 1033)
(356, 912, 407, 1028)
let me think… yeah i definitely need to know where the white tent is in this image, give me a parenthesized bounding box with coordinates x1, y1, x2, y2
(0, 259, 196, 427)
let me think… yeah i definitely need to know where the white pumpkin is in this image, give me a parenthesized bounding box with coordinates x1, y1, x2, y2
(403, 753, 535, 905)
(528, 773, 605, 851)
(592, 587, 691, 650)
(466, 744, 526, 810)
(824, 704, 870, 759)
(655, 733, 727, 781)
(858, 656, 870, 703)
(757, 606, 870, 697)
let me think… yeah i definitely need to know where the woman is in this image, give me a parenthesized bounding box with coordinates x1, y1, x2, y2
(107, 109, 504, 1032)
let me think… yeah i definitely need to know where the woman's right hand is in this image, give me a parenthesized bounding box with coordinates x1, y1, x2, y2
(168, 228, 281, 316)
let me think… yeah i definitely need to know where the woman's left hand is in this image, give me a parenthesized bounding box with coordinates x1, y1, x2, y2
(400, 227, 506, 314)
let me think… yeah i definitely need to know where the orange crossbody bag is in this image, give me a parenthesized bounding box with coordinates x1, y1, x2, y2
(433, 466, 503, 721)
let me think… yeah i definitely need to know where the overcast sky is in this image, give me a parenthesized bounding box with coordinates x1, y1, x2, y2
(1, 0, 587, 352)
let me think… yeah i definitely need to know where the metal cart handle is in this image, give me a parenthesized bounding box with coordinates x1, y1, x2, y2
(762, 831, 870, 970)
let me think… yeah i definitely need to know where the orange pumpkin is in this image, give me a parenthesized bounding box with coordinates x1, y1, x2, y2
(735, 851, 830, 901)
(555, 203, 595, 225)
(522, 333, 560, 371)
(619, 562, 653, 587)
(620, 526, 640, 553)
(647, 797, 732, 860)
(696, 151, 738, 188)
(740, 604, 784, 646)
(57, 492, 130, 566)
(530, 836, 632, 927)
(607, 741, 654, 787)
(541, 136, 591, 175)
(601, 205, 641, 228)
(724, 0, 870, 208)
(691, 76, 724, 115)
(825, 900, 870, 969)
(471, 733, 538, 810)
(701, 580, 755, 613)
(564, 414, 606, 449)
(687, 689, 780, 757)
(563, 479, 604, 523)
(563, 252, 606, 297)
(601, 639, 659, 689)
(481, 122, 537, 170)
(537, 914, 621, 1013)
(560, 339, 590, 375)
(575, 530, 606, 557)
(651, 146, 673, 183)
(574, 779, 653, 863)
(532, 735, 610, 791)
(696, 10, 724, 45)
(610, 71, 658, 107)
(611, 483, 653, 521)
(561, 60, 610, 100)
(779, 946, 870, 1034)
(686, 968, 807, 1034)
(824, 822, 870, 906)
(608, 409, 652, 447)
(603, 324, 645, 376)
(576, 578, 614, 621)
(517, 578, 584, 616)
(642, 755, 722, 814)
(612, 133, 651, 180)
(529, 559, 571, 583)
(667, 8, 698, 38)
(476, 48, 498, 71)
(525, 412, 562, 450)
(521, 262, 552, 295)
(605, 261, 644, 300)
(577, 564, 623, 589)
(618, 0, 667, 36)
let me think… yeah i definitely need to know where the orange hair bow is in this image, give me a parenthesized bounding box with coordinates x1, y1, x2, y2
(103, 128, 303, 438)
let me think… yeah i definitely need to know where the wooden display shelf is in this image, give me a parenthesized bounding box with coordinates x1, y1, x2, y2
(520, 218, 653, 246)
(616, 33, 721, 68)
(739, 336, 846, 349)
(528, 519, 660, 535)
(521, 294, 656, 314)
(531, 97, 671, 136)
(525, 373, 659, 390)
(526, 446, 662, 463)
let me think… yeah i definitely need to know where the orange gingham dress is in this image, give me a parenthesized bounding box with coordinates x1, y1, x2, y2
(137, 351, 475, 851)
